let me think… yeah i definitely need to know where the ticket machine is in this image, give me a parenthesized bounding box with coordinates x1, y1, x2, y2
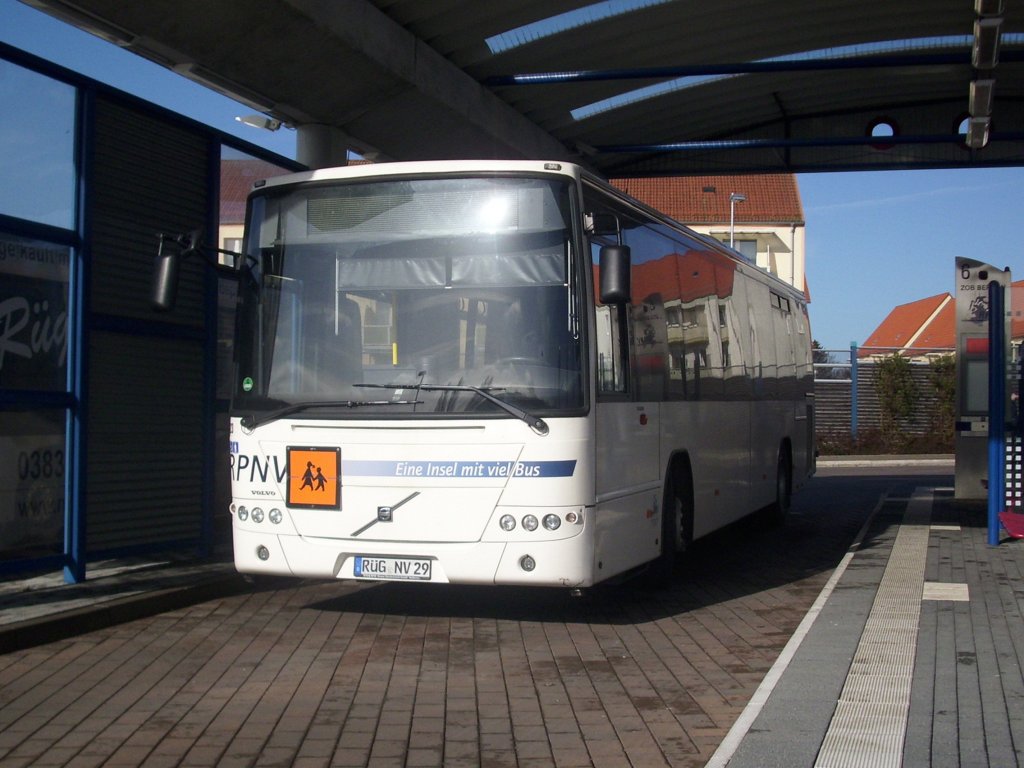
(955, 257, 1011, 499)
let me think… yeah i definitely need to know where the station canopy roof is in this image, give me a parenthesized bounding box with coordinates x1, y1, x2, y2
(23, 0, 1024, 177)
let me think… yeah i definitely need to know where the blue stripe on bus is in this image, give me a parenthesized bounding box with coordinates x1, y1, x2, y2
(341, 460, 576, 479)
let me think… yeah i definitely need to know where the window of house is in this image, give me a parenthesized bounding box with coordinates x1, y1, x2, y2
(734, 239, 758, 261)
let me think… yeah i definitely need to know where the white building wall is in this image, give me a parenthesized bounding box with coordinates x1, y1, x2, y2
(687, 222, 806, 294)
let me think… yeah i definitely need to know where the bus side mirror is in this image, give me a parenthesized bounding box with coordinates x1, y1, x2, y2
(599, 244, 631, 304)
(586, 212, 620, 236)
(150, 230, 242, 312)
(151, 249, 181, 312)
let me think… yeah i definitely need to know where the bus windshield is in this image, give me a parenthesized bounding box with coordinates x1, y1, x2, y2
(233, 175, 584, 420)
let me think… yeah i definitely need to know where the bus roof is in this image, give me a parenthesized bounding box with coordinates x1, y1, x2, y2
(251, 159, 583, 191)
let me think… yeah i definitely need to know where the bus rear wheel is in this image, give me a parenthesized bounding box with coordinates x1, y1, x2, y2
(768, 446, 792, 524)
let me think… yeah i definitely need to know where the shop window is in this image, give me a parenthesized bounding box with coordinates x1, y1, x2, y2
(0, 234, 70, 392)
(0, 409, 65, 560)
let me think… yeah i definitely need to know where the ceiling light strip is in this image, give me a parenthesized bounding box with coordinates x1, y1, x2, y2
(490, 43, 1024, 88)
(485, 0, 672, 55)
(595, 132, 1024, 153)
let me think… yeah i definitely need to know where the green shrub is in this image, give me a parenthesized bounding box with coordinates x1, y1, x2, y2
(874, 354, 917, 450)
(930, 354, 956, 438)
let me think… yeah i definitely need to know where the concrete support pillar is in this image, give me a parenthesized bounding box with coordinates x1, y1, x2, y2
(296, 124, 350, 169)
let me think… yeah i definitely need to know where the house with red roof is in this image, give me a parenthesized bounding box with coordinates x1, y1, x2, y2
(862, 293, 955, 356)
(863, 282, 1024, 358)
(611, 174, 807, 297)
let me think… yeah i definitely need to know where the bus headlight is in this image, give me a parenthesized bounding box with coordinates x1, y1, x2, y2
(542, 514, 561, 531)
(522, 514, 539, 532)
(237, 506, 249, 521)
(251, 507, 265, 523)
(520, 555, 536, 572)
(269, 508, 283, 525)
(499, 514, 517, 531)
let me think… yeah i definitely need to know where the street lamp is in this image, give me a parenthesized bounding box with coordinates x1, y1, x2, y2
(729, 192, 747, 248)
(235, 113, 283, 131)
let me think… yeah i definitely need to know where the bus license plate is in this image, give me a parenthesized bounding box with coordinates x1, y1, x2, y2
(353, 556, 432, 581)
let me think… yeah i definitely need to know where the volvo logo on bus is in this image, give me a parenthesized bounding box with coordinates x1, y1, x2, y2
(352, 491, 420, 537)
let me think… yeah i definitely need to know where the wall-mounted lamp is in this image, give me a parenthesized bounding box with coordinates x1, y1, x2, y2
(236, 114, 283, 132)
(975, 0, 1004, 17)
(972, 17, 1003, 69)
(729, 192, 747, 249)
(969, 79, 995, 117)
(966, 116, 991, 149)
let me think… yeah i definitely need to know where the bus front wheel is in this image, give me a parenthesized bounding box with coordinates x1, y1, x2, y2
(648, 462, 693, 585)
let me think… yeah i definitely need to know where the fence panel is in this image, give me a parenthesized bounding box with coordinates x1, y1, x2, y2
(814, 346, 954, 442)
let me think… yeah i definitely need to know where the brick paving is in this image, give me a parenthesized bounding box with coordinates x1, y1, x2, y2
(0, 472, 940, 767)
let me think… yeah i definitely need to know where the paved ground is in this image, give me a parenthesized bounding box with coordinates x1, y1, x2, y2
(2, 461, 1021, 767)
(718, 476, 1024, 768)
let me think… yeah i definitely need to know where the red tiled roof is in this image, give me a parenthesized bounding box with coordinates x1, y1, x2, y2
(910, 300, 955, 349)
(611, 174, 804, 225)
(863, 293, 952, 351)
(867, 279, 1024, 353)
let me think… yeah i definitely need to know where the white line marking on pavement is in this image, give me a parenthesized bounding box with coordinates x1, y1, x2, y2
(705, 492, 889, 768)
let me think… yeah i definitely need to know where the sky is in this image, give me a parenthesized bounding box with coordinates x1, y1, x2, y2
(2, 0, 1022, 353)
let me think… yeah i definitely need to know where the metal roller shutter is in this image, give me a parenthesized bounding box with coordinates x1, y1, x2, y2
(86, 332, 204, 549)
(87, 96, 211, 551)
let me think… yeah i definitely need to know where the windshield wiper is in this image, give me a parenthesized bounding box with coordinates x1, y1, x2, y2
(240, 398, 423, 430)
(355, 382, 549, 436)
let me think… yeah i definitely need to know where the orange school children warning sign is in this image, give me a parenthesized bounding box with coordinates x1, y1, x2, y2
(287, 446, 341, 509)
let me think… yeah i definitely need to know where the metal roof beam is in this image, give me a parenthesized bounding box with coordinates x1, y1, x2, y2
(486, 50, 1024, 86)
(284, 0, 570, 160)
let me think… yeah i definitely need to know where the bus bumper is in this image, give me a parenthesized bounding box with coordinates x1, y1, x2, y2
(232, 527, 597, 588)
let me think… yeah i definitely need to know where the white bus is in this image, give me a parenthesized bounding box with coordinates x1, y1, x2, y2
(218, 160, 814, 588)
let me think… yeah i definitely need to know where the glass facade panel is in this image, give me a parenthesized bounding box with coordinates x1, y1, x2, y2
(0, 233, 71, 392)
(0, 58, 75, 571)
(0, 61, 76, 228)
(0, 409, 66, 559)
